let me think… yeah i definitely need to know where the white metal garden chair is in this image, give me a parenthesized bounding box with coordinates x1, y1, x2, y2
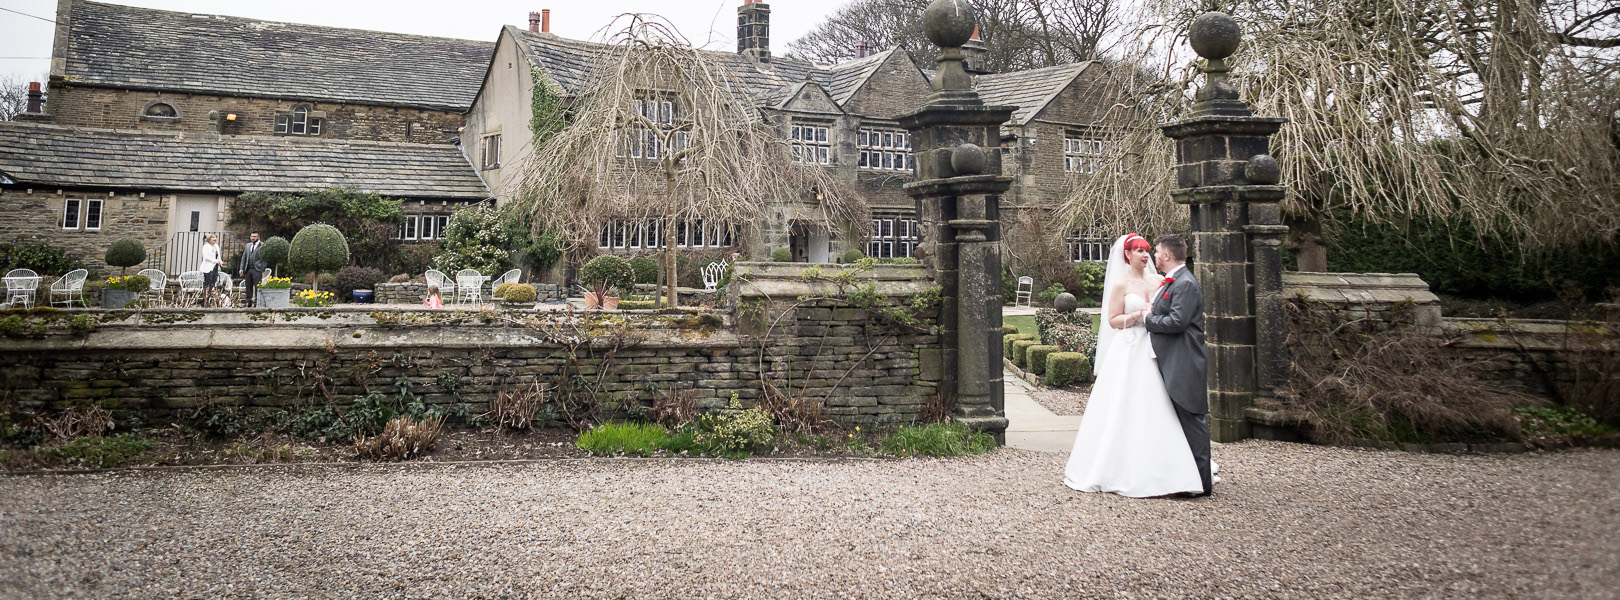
(216, 272, 235, 308)
(1015, 276, 1034, 307)
(425, 269, 453, 303)
(702, 259, 728, 291)
(3, 268, 41, 308)
(489, 269, 521, 297)
(455, 268, 484, 304)
(177, 271, 205, 306)
(137, 268, 167, 305)
(50, 268, 88, 307)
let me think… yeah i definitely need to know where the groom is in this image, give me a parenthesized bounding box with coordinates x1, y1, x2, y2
(1139, 234, 1213, 496)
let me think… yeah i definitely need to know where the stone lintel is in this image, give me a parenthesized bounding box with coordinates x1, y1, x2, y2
(897, 104, 1017, 130)
(1170, 185, 1286, 205)
(1161, 115, 1287, 140)
(904, 175, 1012, 199)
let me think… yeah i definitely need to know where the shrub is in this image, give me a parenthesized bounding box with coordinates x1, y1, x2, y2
(1045, 352, 1090, 387)
(354, 415, 444, 461)
(501, 283, 537, 303)
(259, 276, 292, 290)
(39, 404, 115, 439)
(0, 242, 86, 276)
(1036, 283, 1067, 304)
(1000, 324, 1019, 336)
(492, 282, 518, 299)
(104, 274, 150, 292)
(1012, 339, 1039, 368)
(618, 299, 656, 310)
(629, 256, 660, 284)
(431, 204, 515, 276)
(104, 238, 146, 274)
(696, 395, 776, 453)
(651, 387, 698, 428)
(260, 236, 291, 272)
(1026, 345, 1059, 376)
(1072, 262, 1105, 303)
(1515, 406, 1618, 446)
(880, 423, 996, 457)
(580, 254, 634, 295)
(334, 265, 384, 300)
(1002, 266, 1019, 304)
(293, 289, 336, 307)
(289, 223, 350, 285)
(488, 380, 543, 431)
(577, 422, 670, 457)
(388, 273, 411, 284)
(1045, 325, 1098, 365)
(37, 433, 153, 468)
(840, 249, 865, 263)
(229, 189, 404, 270)
(771, 247, 792, 262)
(1004, 333, 1036, 359)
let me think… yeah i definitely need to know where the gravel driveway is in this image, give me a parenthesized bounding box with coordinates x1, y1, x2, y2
(2, 441, 1616, 599)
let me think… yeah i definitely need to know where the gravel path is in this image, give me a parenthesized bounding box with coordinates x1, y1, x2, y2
(3, 441, 1617, 599)
(1030, 386, 1090, 416)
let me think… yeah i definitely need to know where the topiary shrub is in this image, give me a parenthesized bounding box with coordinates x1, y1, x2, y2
(104, 238, 146, 275)
(771, 247, 792, 262)
(840, 249, 865, 264)
(1045, 352, 1091, 387)
(629, 256, 660, 285)
(1026, 345, 1059, 376)
(289, 224, 349, 288)
(1004, 333, 1036, 359)
(501, 283, 537, 303)
(1001, 324, 1019, 336)
(334, 265, 384, 301)
(1012, 339, 1039, 368)
(260, 236, 290, 274)
(492, 282, 519, 299)
(579, 255, 635, 295)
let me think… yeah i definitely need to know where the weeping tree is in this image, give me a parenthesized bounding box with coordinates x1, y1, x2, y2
(1056, 0, 1620, 271)
(514, 15, 866, 307)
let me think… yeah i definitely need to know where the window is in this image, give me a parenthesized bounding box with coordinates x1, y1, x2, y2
(400, 215, 418, 240)
(618, 96, 678, 160)
(1064, 135, 1113, 174)
(481, 134, 502, 170)
(85, 199, 102, 230)
(858, 127, 911, 172)
(867, 215, 919, 258)
(1067, 228, 1109, 262)
(141, 101, 178, 121)
(61, 199, 81, 229)
(276, 105, 324, 135)
(792, 124, 831, 165)
(599, 219, 734, 249)
(421, 215, 438, 240)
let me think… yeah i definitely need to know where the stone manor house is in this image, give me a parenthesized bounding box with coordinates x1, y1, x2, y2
(0, 0, 1118, 277)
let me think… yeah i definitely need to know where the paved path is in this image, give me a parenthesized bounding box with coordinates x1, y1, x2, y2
(1003, 369, 1083, 453)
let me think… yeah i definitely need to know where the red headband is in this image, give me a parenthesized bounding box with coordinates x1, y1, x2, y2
(1122, 233, 1150, 263)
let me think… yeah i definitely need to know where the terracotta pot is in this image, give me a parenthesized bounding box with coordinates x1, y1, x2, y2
(583, 291, 602, 309)
(603, 295, 620, 310)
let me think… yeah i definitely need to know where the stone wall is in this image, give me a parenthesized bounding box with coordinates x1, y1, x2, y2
(45, 85, 465, 144)
(373, 282, 564, 305)
(1, 268, 945, 427)
(0, 188, 169, 273)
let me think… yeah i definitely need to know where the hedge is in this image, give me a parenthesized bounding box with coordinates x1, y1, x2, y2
(1026, 345, 1059, 376)
(1000, 324, 1019, 336)
(1012, 340, 1039, 368)
(1004, 333, 1036, 359)
(1045, 352, 1090, 387)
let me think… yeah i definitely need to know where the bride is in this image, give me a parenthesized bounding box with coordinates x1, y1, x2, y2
(1062, 233, 1205, 497)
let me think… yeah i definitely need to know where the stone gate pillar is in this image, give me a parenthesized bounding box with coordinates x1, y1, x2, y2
(1160, 13, 1289, 442)
(899, 0, 1015, 442)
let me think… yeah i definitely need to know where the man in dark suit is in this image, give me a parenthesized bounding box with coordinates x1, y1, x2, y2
(238, 232, 266, 307)
(1140, 233, 1212, 496)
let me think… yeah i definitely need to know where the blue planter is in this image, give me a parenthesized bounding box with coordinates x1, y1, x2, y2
(352, 289, 374, 304)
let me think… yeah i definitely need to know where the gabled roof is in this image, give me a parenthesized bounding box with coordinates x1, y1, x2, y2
(824, 49, 896, 105)
(61, 1, 494, 111)
(974, 62, 1092, 125)
(513, 28, 829, 104)
(0, 122, 490, 199)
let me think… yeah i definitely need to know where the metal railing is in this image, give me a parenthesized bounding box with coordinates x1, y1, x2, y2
(145, 231, 236, 276)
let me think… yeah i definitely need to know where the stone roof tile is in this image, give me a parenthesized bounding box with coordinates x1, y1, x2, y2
(974, 62, 1091, 125)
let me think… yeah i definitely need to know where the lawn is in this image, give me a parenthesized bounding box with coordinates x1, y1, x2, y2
(1002, 313, 1101, 337)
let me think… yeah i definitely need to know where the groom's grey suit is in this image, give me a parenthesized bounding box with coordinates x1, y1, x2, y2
(1143, 265, 1213, 495)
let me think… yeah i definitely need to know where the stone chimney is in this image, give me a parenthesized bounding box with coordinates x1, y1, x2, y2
(25, 82, 44, 114)
(855, 40, 875, 59)
(529, 10, 550, 33)
(737, 0, 770, 63)
(962, 25, 991, 74)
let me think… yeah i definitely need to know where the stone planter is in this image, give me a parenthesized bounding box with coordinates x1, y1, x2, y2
(101, 288, 138, 309)
(258, 287, 291, 308)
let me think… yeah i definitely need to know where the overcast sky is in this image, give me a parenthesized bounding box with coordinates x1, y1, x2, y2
(1, 0, 845, 83)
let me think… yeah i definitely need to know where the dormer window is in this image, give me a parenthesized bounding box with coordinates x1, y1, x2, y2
(275, 105, 324, 135)
(140, 100, 180, 122)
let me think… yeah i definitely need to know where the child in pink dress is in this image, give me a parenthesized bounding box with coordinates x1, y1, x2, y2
(423, 285, 444, 309)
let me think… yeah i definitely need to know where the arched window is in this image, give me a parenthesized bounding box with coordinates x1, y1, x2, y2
(141, 100, 179, 121)
(275, 105, 323, 135)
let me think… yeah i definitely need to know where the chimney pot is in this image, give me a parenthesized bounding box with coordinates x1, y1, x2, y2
(25, 82, 43, 113)
(529, 11, 541, 32)
(542, 9, 550, 33)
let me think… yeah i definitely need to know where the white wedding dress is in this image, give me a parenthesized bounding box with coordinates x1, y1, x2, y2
(1062, 292, 1205, 498)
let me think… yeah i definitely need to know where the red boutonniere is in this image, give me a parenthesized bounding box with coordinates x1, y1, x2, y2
(1161, 277, 1174, 299)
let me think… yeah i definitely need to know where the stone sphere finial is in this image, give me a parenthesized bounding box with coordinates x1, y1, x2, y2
(923, 0, 978, 49)
(951, 143, 987, 175)
(1246, 154, 1281, 184)
(1189, 12, 1241, 60)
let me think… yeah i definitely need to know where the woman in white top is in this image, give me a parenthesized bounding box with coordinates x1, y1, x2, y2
(199, 234, 223, 307)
